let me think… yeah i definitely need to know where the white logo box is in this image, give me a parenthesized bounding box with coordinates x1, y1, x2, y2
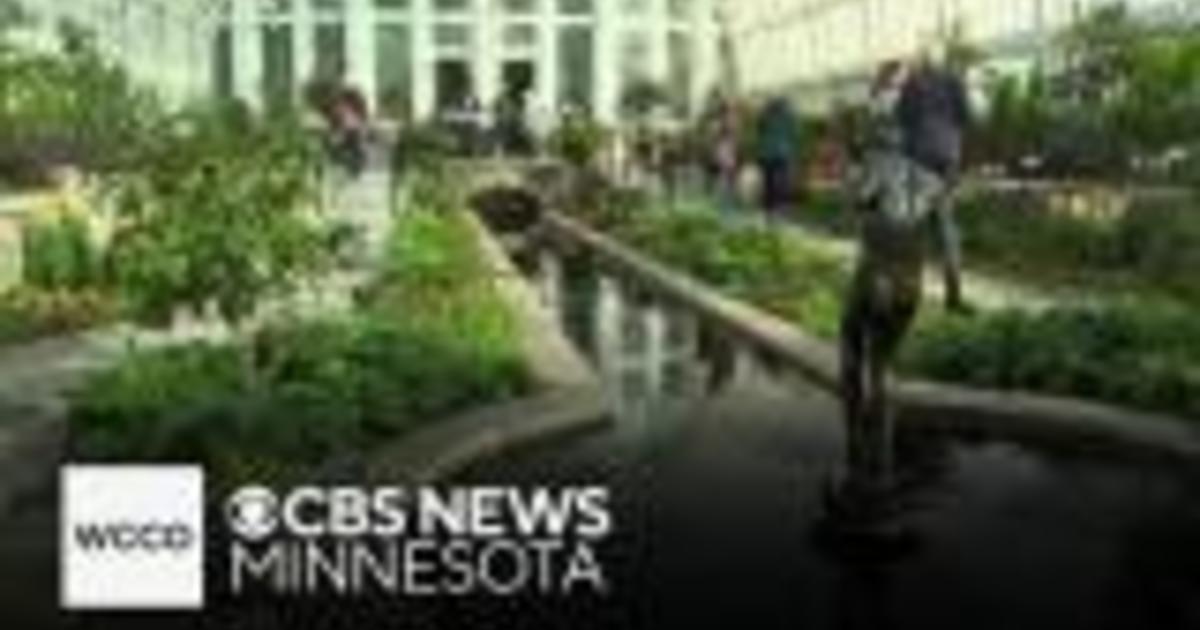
(60, 465, 205, 610)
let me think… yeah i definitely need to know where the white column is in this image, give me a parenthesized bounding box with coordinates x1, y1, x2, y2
(692, 3, 718, 113)
(413, 0, 436, 119)
(649, 0, 670, 84)
(231, 0, 263, 107)
(535, 6, 556, 113)
(594, 0, 619, 124)
(595, 275, 625, 378)
(476, 0, 500, 108)
(293, 0, 315, 94)
(347, 0, 377, 109)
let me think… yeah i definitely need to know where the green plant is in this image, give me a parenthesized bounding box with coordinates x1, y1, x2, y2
(72, 195, 531, 486)
(564, 194, 1200, 419)
(105, 105, 330, 329)
(0, 287, 116, 344)
(549, 116, 609, 169)
(949, 192, 1200, 308)
(0, 23, 165, 187)
(903, 304, 1200, 419)
(22, 213, 98, 291)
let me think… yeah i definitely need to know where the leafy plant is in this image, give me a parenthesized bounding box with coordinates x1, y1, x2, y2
(903, 304, 1200, 419)
(0, 24, 164, 187)
(72, 187, 530, 487)
(104, 105, 330, 329)
(22, 213, 98, 291)
(564, 195, 1200, 419)
(549, 116, 610, 169)
(0, 287, 116, 345)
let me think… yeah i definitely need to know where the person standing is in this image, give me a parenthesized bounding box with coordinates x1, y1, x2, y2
(896, 52, 973, 312)
(755, 97, 801, 217)
(330, 83, 369, 178)
(712, 99, 741, 215)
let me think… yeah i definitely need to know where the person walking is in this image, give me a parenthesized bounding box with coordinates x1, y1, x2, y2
(330, 83, 369, 178)
(896, 51, 973, 312)
(755, 97, 801, 217)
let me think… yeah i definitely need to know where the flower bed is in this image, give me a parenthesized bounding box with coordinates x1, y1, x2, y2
(71, 204, 532, 487)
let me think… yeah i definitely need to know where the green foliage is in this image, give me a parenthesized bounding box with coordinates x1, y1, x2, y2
(72, 311, 529, 486)
(904, 304, 1200, 419)
(72, 195, 530, 486)
(22, 214, 98, 291)
(566, 196, 1200, 418)
(0, 288, 116, 345)
(0, 25, 164, 187)
(953, 192, 1200, 307)
(979, 7, 1200, 182)
(977, 72, 1053, 172)
(590, 204, 850, 338)
(369, 205, 526, 375)
(548, 116, 609, 169)
(105, 105, 331, 328)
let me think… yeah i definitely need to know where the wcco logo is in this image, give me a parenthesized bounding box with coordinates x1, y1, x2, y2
(61, 466, 205, 610)
(72, 520, 196, 553)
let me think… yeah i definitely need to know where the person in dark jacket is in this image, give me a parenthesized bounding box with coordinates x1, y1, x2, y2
(755, 97, 801, 216)
(896, 54, 972, 312)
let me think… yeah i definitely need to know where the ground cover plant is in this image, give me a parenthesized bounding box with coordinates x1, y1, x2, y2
(0, 208, 115, 345)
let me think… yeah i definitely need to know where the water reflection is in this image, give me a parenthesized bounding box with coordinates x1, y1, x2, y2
(516, 244, 1200, 629)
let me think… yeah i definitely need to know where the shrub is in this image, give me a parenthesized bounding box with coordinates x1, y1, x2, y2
(953, 191, 1200, 307)
(22, 213, 98, 291)
(0, 287, 115, 344)
(71, 309, 530, 487)
(105, 105, 330, 328)
(548, 117, 609, 169)
(72, 204, 530, 486)
(903, 304, 1200, 419)
(0, 25, 164, 187)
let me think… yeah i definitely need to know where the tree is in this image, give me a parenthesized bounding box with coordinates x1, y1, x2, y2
(1058, 3, 1140, 102)
(0, 19, 165, 186)
(106, 106, 332, 332)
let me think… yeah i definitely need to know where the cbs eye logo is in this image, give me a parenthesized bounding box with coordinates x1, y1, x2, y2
(225, 486, 279, 542)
